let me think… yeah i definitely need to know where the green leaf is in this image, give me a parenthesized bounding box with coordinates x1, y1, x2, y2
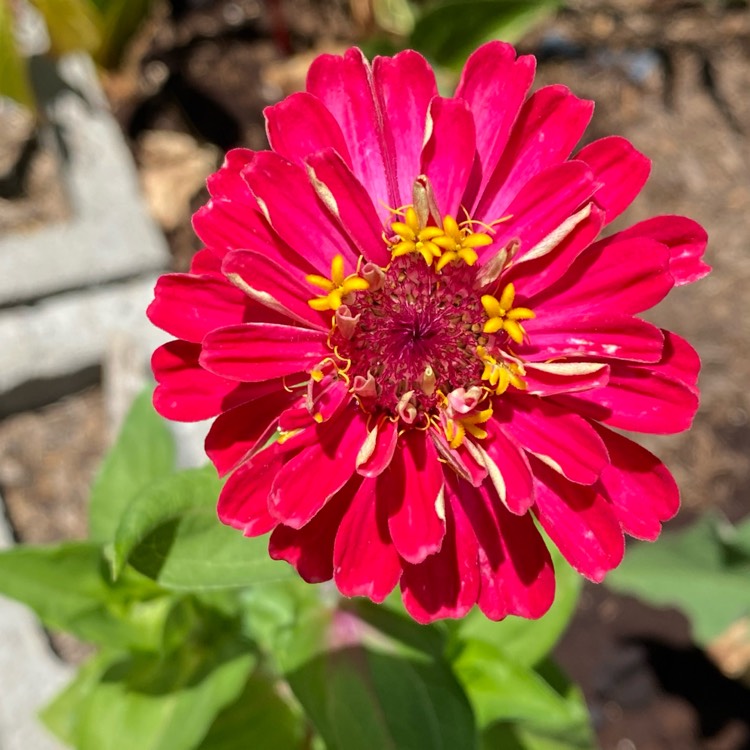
(456, 548, 581, 667)
(197, 667, 307, 750)
(0, 0, 35, 109)
(286, 609, 478, 750)
(66, 638, 253, 750)
(112, 466, 293, 589)
(0, 542, 173, 651)
(89, 389, 176, 543)
(28, 0, 103, 55)
(410, 0, 560, 69)
(453, 641, 593, 746)
(607, 515, 750, 645)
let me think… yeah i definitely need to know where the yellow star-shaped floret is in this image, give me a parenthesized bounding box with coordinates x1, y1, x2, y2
(306, 254, 369, 312)
(390, 207, 446, 266)
(476, 346, 527, 395)
(434, 215, 493, 272)
(481, 283, 535, 343)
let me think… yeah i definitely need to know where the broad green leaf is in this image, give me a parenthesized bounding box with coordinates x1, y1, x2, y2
(197, 667, 307, 750)
(0, 542, 172, 651)
(410, 0, 560, 69)
(456, 548, 581, 667)
(41, 651, 116, 745)
(68, 638, 253, 750)
(112, 466, 293, 589)
(453, 640, 592, 745)
(28, 0, 103, 55)
(286, 609, 478, 750)
(89, 388, 176, 542)
(607, 516, 750, 645)
(0, 0, 34, 108)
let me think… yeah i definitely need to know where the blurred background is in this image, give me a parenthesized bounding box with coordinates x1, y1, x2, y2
(1, 0, 749, 748)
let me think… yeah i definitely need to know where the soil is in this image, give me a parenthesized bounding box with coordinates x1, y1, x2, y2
(2, 0, 750, 747)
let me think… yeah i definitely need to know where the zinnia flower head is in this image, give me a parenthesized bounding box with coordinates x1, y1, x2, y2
(148, 43, 709, 623)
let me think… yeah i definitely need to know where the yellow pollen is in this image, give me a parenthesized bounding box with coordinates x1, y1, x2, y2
(306, 254, 370, 312)
(477, 346, 527, 395)
(444, 407, 493, 449)
(481, 283, 535, 343)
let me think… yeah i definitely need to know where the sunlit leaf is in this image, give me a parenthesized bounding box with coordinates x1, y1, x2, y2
(28, 0, 103, 55)
(0, 0, 34, 108)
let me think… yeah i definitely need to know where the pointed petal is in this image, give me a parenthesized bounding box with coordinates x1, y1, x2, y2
(384, 431, 446, 564)
(269, 486, 353, 583)
(530, 237, 673, 316)
(478, 161, 597, 262)
(497, 396, 609, 485)
(593, 424, 680, 541)
(265, 91, 352, 167)
(401, 497, 479, 622)
(523, 312, 665, 363)
(576, 136, 651, 222)
(456, 42, 536, 205)
(421, 96, 476, 218)
(200, 322, 328, 382)
(333, 478, 402, 602)
(151, 340, 274, 421)
(612, 215, 710, 286)
(305, 149, 391, 266)
(270, 408, 368, 528)
(356, 419, 399, 477)
(523, 362, 610, 397)
(532, 460, 624, 582)
(222, 249, 330, 331)
(476, 86, 594, 222)
(217, 445, 285, 537)
(242, 151, 359, 271)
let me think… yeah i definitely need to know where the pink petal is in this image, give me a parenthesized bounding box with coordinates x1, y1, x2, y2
(505, 204, 605, 299)
(205, 148, 256, 204)
(205, 390, 295, 476)
(523, 312, 665, 363)
(532, 460, 624, 582)
(476, 86, 594, 222)
(555, 365, 699, 434)
(384, 431, 446, 564)
(269, 485, 354, 584)
(265, 91, 352, 168)
(478, 161, 596, 261)
(270, 407, 369, 528)
(373, 50, 438, 208)
(356, 419, 398, 478)
(305, 149, 391, 265)
(333, 477, 402, 602)
(148, 274, 252, 344)
(151, 340, 271, 421)
(593, 424, 680, 541)
(400, 498, 480, 623)
(522, 362, 610, 397)
(530, 237, 673, 316)
(221, 249, 330, 331)
(189, 248, 223, 276)
(497, 396, 609, 485)
(576, 136, 651, 222)
(653, 330, 700, 389)
(217, 445, 285, 537)
(242, 151, 359, 271)
(420, 96, 476, 218)
(200, 323, 329, 382)
(456, 42, 536, 206)
(613, 215, 710, 286)
(307, 48, 399, 217)
(453, 478, 554, 620)
(479, 418, 535, 514)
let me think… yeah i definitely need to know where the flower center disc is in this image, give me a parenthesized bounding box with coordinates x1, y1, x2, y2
(331, 255, 487, 420)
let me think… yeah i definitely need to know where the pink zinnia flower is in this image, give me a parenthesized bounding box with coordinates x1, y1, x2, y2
(148, 43, 709, 623)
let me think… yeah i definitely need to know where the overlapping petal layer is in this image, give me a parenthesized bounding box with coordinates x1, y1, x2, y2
(148, 41, 708, 624)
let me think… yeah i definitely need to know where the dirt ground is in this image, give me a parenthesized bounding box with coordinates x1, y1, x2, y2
(1, 1, 750, 747)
